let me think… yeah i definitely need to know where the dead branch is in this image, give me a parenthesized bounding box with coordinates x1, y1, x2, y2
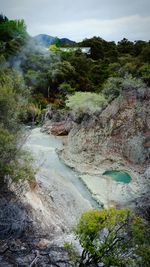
(29, 250, 40, 267)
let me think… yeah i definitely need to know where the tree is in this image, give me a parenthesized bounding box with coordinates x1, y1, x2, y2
(75, 208, 150, 267)
(48, 44, 60, 53)
(140, 45, 150, 63)
(117, 38, 134, 54)
(0, 68, 34, 181)
(0, 68, 30, 133)
(0, 17, 27, 59)
(80, 37, 105, 60)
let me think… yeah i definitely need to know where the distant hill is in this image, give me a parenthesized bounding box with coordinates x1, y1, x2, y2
(60, 38, 75, 44)
(33, 34, 75, 47)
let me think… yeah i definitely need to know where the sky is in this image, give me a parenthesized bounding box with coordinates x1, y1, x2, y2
(1, 0, 150, 42)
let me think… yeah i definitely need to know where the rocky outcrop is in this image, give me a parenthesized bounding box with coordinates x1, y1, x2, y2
(0, 178, 78, 266)
(123, 135, 148, 164)
(42, 110, 74, 136)
(58, 87, 150, 209)
(60, 87, 150, 167)
(50, 121, 69, 135)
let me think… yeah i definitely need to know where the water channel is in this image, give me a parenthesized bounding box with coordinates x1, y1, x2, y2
(24, 127, 100, 209)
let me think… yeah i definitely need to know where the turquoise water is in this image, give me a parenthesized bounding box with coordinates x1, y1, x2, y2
(103, 170, 131, 183)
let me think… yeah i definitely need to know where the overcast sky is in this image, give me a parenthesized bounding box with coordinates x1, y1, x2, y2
(1, 0, 150, 41)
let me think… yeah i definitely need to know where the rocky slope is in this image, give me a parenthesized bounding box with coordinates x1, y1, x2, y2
(0, 176, 79, 266)
(59, 86, 150, 208)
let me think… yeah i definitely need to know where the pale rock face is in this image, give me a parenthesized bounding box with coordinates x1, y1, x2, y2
(144, 166, 150, 179)
(123, 135, 148, 164)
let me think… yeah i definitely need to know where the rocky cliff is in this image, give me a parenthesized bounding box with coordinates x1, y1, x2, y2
(61, 86, 150, 168)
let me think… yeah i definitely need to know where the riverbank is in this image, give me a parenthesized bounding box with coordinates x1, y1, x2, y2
(58, 144, 149, 209)
(23, 128, 102, 235)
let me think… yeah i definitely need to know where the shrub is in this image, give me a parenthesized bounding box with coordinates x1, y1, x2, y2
(103, 75, 147, 102)
(27, 103, 41, 123)
(66, 92, 107, 117)
(0, 68, 35, 182)
(75, 208, 150, 267)
(0, 127, 17, 177)
(103, 77, 123, 101)
(59, 82, 75, 96)
(122, 74, 146, 90)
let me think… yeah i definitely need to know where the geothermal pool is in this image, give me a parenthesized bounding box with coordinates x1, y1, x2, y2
(103, 170, 132, 183)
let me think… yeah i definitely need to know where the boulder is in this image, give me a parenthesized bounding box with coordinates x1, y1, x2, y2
(50, 121, 69, 136)
(123, 135, 147, 164)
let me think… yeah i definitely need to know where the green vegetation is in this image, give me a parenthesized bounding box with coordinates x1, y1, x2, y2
(0, 67, 34, 182)
(103, 75, 147, 102)
(0, 15, 34, 182)
(73, 208, 150, 267)
(0, 14, 27, 58)
(0, 13, 150, 265)
(0, 13, 149, 182)
(66, 92, 107, 117)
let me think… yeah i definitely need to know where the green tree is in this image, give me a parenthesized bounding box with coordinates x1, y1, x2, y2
(80, 36, 105, 60)
(48, 44, 60, 53)
(0, 68, 34, 181)
(0, 68, 30, 132)
(0, 17, 27, 58)
(75, 208, 150, 267)
(117, 38, 134, 55)
(140, 44, 150, 63)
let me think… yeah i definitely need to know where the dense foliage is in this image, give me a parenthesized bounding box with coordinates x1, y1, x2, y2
(0, 13, 149, 181)
(74, 208, 150, 267)
(14, 31, 150, 105)
(0, 15, 34, 182)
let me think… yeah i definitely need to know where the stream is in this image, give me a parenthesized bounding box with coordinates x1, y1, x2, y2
(24, 127, 100, 209)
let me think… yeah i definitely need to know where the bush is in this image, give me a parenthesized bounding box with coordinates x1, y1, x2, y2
(27, 103, 41, 123)
(59, 82, 75, 96)
(66, 92, 107, 118)
(103, 77, 123, 101)
(103, 75, 147, 102)
(0, 68, 35, 182)
(122, 74, 146, 90)
(75, 208, 150, 267)
(8, 157, 35, 182)
(0, 127, 17, 177)
(139, 64, 150, 86)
